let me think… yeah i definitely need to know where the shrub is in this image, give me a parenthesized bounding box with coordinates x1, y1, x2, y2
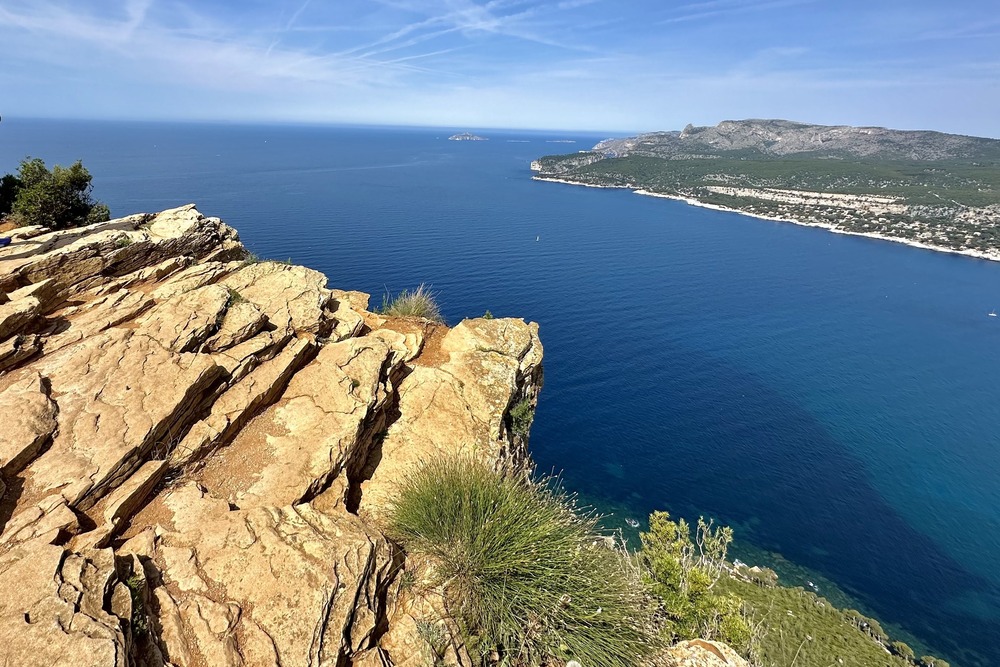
(389, 456, 656, 667)
(892, 641, 915, 661)
(640, 512, 753, 654)
(380, 284, 443, 322)
(508, 398, 535, 438)
(5, 158, 110, 229)
(920, 657, 949, 667)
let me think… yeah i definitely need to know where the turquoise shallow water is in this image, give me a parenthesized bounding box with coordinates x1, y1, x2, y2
(3, 120, 1000, 665)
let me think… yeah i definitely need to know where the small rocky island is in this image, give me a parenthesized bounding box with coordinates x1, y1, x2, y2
(448, 132, 488, 141)
(533, 119, 1000, 261)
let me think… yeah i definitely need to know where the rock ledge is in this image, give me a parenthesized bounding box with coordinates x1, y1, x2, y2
(0, 205, 543, 667)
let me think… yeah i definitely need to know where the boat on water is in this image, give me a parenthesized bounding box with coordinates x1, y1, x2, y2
(625, 518, 640, 528)
(989, 310, 997, 317)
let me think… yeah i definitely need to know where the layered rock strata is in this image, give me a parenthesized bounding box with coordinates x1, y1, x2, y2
(0, 205, 543, 667)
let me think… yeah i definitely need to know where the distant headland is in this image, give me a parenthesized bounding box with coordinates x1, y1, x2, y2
(532, 119, 1000, 262)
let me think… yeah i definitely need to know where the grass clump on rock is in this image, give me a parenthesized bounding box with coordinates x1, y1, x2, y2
(380, 283, 443, 322)
(389, 456, 656, 667)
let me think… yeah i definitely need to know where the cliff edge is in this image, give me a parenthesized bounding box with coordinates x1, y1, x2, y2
(0, 205, 543, 666)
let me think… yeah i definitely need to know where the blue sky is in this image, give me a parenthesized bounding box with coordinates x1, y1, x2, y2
(1, 0, 998, 135)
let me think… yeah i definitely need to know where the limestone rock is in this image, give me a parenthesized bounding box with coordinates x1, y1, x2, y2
(359, 317, 543, 518)
(652, 639, 751, 667)
(0, 332, 41, 371)
(0, 292, 42, 341)
(126, 483, 400, 667)
(14, 330, 222, 510)
(0, 372, 57, 477)
(193, 333, 406, 511)
(0, 205, 544, 667)
(204, 299, 268, 352)
(0, 542, 128, 666)
(220, 262, 334, 336)
(171, 337, 315, 467)
(135, 283, 231, 353)
(1, 493, 79, 547)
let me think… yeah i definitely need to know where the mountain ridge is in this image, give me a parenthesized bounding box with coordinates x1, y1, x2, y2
(591, 119, 1000, 161)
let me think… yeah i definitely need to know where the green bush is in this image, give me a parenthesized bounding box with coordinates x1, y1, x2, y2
(892, 641, 915, 661)
(920, 657, 950, 667)
(640, 512, 753, 654)
(380, 284, 443, 322)
(508, 398, 535, 439)
(4, 158, 110, 229)
(389, 456, 656, 667)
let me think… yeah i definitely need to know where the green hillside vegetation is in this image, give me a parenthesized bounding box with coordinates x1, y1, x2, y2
(544, 154, 1000, 209)
(639, 512, 952, 667)
(718, 576, 937, 667)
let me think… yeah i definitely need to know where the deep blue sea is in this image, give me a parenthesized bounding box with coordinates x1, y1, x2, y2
(3, 119, 1000, 666)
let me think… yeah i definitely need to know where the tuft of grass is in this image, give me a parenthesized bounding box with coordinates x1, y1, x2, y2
(114, 235, 134, 248)
(380, 284, 444, 322)
(389, 456, 657, 667)
(226, 287, 246, 305)
(482, 310, 494, 319)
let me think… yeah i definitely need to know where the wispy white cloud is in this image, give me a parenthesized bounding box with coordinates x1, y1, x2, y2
(0, 0, 461, 90)
(659, 0, 817, 25)
(285, 0, 312, 30)
(0, 0, 998, 136)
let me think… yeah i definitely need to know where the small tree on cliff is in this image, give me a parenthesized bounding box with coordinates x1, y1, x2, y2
(640, 512, 752, 654)
(6, 158, 110, 229)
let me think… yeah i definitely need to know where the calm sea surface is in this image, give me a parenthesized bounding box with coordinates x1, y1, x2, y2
(3, 120, 1000, 665)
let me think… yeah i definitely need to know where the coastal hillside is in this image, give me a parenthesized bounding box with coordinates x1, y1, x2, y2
(532, 119, 1000, 259)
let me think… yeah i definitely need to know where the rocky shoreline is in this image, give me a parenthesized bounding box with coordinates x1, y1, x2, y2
(533, 175, 1000, 263)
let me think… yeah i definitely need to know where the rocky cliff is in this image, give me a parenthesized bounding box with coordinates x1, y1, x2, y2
(0, 205, 543, 667)
(590, 119, 1000, 161)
